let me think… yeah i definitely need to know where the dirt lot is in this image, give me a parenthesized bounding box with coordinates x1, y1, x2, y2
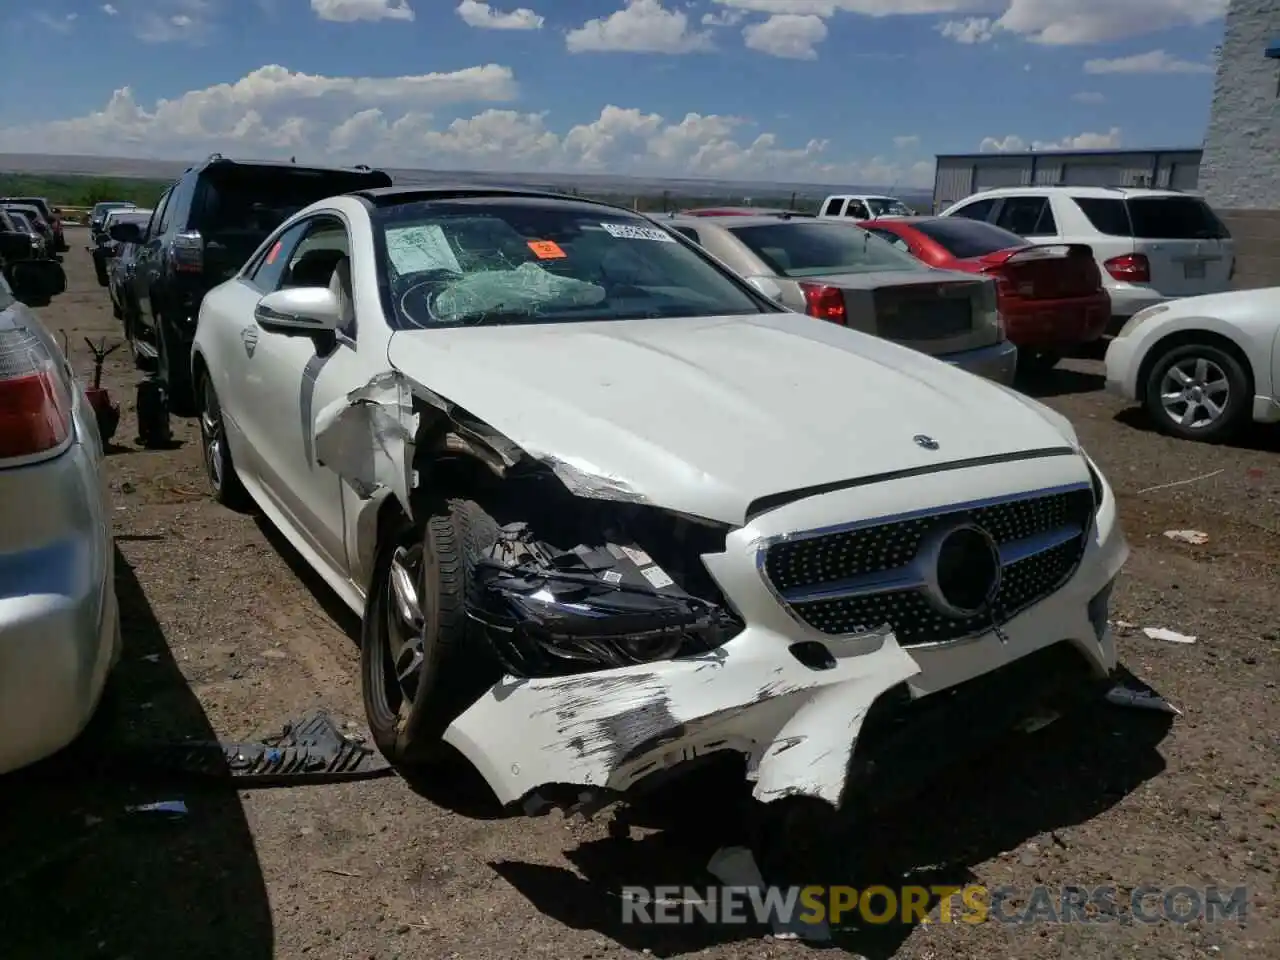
(1, 230, 1276, 960)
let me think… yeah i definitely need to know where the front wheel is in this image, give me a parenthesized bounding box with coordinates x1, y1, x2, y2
(361, 498, 500, 767)
(197, 371, 251, 510)
(1143, 342, 1250, 443)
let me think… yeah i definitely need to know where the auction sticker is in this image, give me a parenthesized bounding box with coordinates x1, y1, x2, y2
(528, 239, 567, 259)
(600, 222, 675, 242)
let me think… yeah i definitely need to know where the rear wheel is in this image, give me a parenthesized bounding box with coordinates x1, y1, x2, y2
(1143, 342, 1250, 443)
(157, 315, 195, 416)
(361, 498, 500, 767)
(197, 370, 250, 510)
(1018, 351, 1061, 376)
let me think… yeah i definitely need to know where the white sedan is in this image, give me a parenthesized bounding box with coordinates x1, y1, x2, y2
(0, 259, 120, 774)
(1104, 287, 1280, 443)
(193, 187, 1128, 813)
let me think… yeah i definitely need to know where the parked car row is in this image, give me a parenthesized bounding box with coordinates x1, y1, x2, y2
(0, 196, 68, 253)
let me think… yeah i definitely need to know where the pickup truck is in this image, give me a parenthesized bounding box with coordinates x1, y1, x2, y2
(817, 194, 915, 221)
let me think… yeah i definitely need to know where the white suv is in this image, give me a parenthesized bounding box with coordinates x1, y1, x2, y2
(938, 187, 1235, 328)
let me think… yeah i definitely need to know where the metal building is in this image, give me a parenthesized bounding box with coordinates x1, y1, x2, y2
(931, 148, 1204, 212)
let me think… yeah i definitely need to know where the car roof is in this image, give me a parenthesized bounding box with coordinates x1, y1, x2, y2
(350, 185, 638, 214)
(958, 185, 1187, 201)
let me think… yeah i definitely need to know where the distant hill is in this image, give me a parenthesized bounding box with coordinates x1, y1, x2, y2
(0, 152, 934, 209)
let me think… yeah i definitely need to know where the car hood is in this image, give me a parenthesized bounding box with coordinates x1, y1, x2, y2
(386, 312, 1076, 526)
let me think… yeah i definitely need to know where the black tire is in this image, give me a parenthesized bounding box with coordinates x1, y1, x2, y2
(157, 315, 195, 416)
(361, 498, 500, 767)
(94, 260, 108, 287)
(197, 370, 251, 510)
(1018, 351, 1061, 376)
(1143, 341, 1250, 443)
(110, 292, 122, 320)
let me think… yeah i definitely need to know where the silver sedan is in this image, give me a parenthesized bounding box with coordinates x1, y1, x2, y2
(0, 259, 119, 774)
(663, 214, 1016, 384)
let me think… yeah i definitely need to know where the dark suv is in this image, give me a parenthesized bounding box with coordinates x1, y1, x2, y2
(108, 154, 392, 413)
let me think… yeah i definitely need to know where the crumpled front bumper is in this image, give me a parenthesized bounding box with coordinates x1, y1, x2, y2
(444, 452, 1128, 811)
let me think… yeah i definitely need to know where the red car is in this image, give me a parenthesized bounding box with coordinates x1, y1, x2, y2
(858, 216, 1109, 372)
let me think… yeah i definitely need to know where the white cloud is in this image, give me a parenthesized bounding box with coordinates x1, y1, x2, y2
(714, 0, 1226, 45)
(1072, 91, 1105, 103)
(102, 4, 119, 15)
(893, 134, 920, 148)
(456, 1, 543, 30)
(566, 0, 713, 54)
(979, 127, 1123, 152)
(937, 16, 994, 43)
(310, 0, 414, 23)
(36, 12, 79, 32)
(132, 0, 214, 41)
(1084, 49, 1214, 74)
(742, 14, 827, 60)
(0, 65, 931, 187)
(702, 9, 744, 26)
(994, 0, 1226, 45)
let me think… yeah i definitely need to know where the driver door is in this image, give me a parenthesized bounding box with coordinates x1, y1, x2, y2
(230, 213, 365, 576)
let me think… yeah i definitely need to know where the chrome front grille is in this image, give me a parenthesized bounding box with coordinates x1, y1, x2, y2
(761, 484, 1095, 645)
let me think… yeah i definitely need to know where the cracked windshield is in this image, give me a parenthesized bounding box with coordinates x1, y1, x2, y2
(376, 200, 770, 329)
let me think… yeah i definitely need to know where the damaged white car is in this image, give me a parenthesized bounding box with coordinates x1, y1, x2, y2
(192, 187, 1128, 815)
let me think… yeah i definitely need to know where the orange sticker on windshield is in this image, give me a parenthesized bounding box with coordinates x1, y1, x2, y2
(265, 240, 282, 265)
(527, 240, 566, 259)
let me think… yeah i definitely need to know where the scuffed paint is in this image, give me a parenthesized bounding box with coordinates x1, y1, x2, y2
(313, 371, 418, 517)
(443, 626, 922, 810)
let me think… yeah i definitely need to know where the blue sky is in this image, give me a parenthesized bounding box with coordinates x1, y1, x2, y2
(0, 0, 1227, 186)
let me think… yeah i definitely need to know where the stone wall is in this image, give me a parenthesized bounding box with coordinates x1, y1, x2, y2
(1201, 0, 1280, 288)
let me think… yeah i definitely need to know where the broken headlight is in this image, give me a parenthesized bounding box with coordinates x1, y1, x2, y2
(469, 522, 742, 677)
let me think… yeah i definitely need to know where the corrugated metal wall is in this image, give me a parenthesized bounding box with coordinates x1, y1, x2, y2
(933, 150, 1203, 209)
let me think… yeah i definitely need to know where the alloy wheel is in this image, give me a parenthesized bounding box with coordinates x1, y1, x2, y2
(200, 382, 224, 491)
(1159, 356, 1229, 430)
(385, 544, 427, 721)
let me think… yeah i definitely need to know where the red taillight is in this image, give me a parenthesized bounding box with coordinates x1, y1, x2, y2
(172, 230, 204, 274)
(1103, 253, 1150, 284)
(0, 329, 73, 460)
(979, 265, 1016, 298)
(799, 283, 846, 324)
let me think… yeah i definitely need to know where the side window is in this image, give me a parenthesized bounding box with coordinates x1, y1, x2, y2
(845, 201, 870, 219)
(245, 220, 311, 293)
(949, 197, 996, 222)
(145, 190, 171, 240)
(995, 196, 1057, 236)
(820, 198, 844, 217)
(670, 225, 701, 244)
(155, 181, 182, 236)
(279, 218, 350, 290)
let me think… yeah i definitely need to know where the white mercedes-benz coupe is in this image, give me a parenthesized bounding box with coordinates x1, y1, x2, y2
(192, 187, 1128, 814)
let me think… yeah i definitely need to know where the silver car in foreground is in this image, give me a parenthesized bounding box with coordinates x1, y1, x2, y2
(0, 258, 119, 774)
(665, 214, 1017, 384)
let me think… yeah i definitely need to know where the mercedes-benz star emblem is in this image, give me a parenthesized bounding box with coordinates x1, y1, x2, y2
(913, 434, 939, 450)
(918, 521, 1002, 619)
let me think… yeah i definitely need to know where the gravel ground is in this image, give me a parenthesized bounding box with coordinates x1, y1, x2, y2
(1, 231, 1276, 960)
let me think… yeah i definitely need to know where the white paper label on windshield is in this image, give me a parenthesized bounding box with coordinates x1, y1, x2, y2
(385, 225, 462, 275)
(600, 222, 675, 243)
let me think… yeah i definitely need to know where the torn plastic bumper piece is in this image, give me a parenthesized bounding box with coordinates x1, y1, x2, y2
(442, 624, 922, 810)
(136, 709, 393, 786)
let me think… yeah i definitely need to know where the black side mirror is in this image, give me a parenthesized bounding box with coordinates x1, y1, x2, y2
(110, 221, 143, 244)
(3, 258, 66, 306)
